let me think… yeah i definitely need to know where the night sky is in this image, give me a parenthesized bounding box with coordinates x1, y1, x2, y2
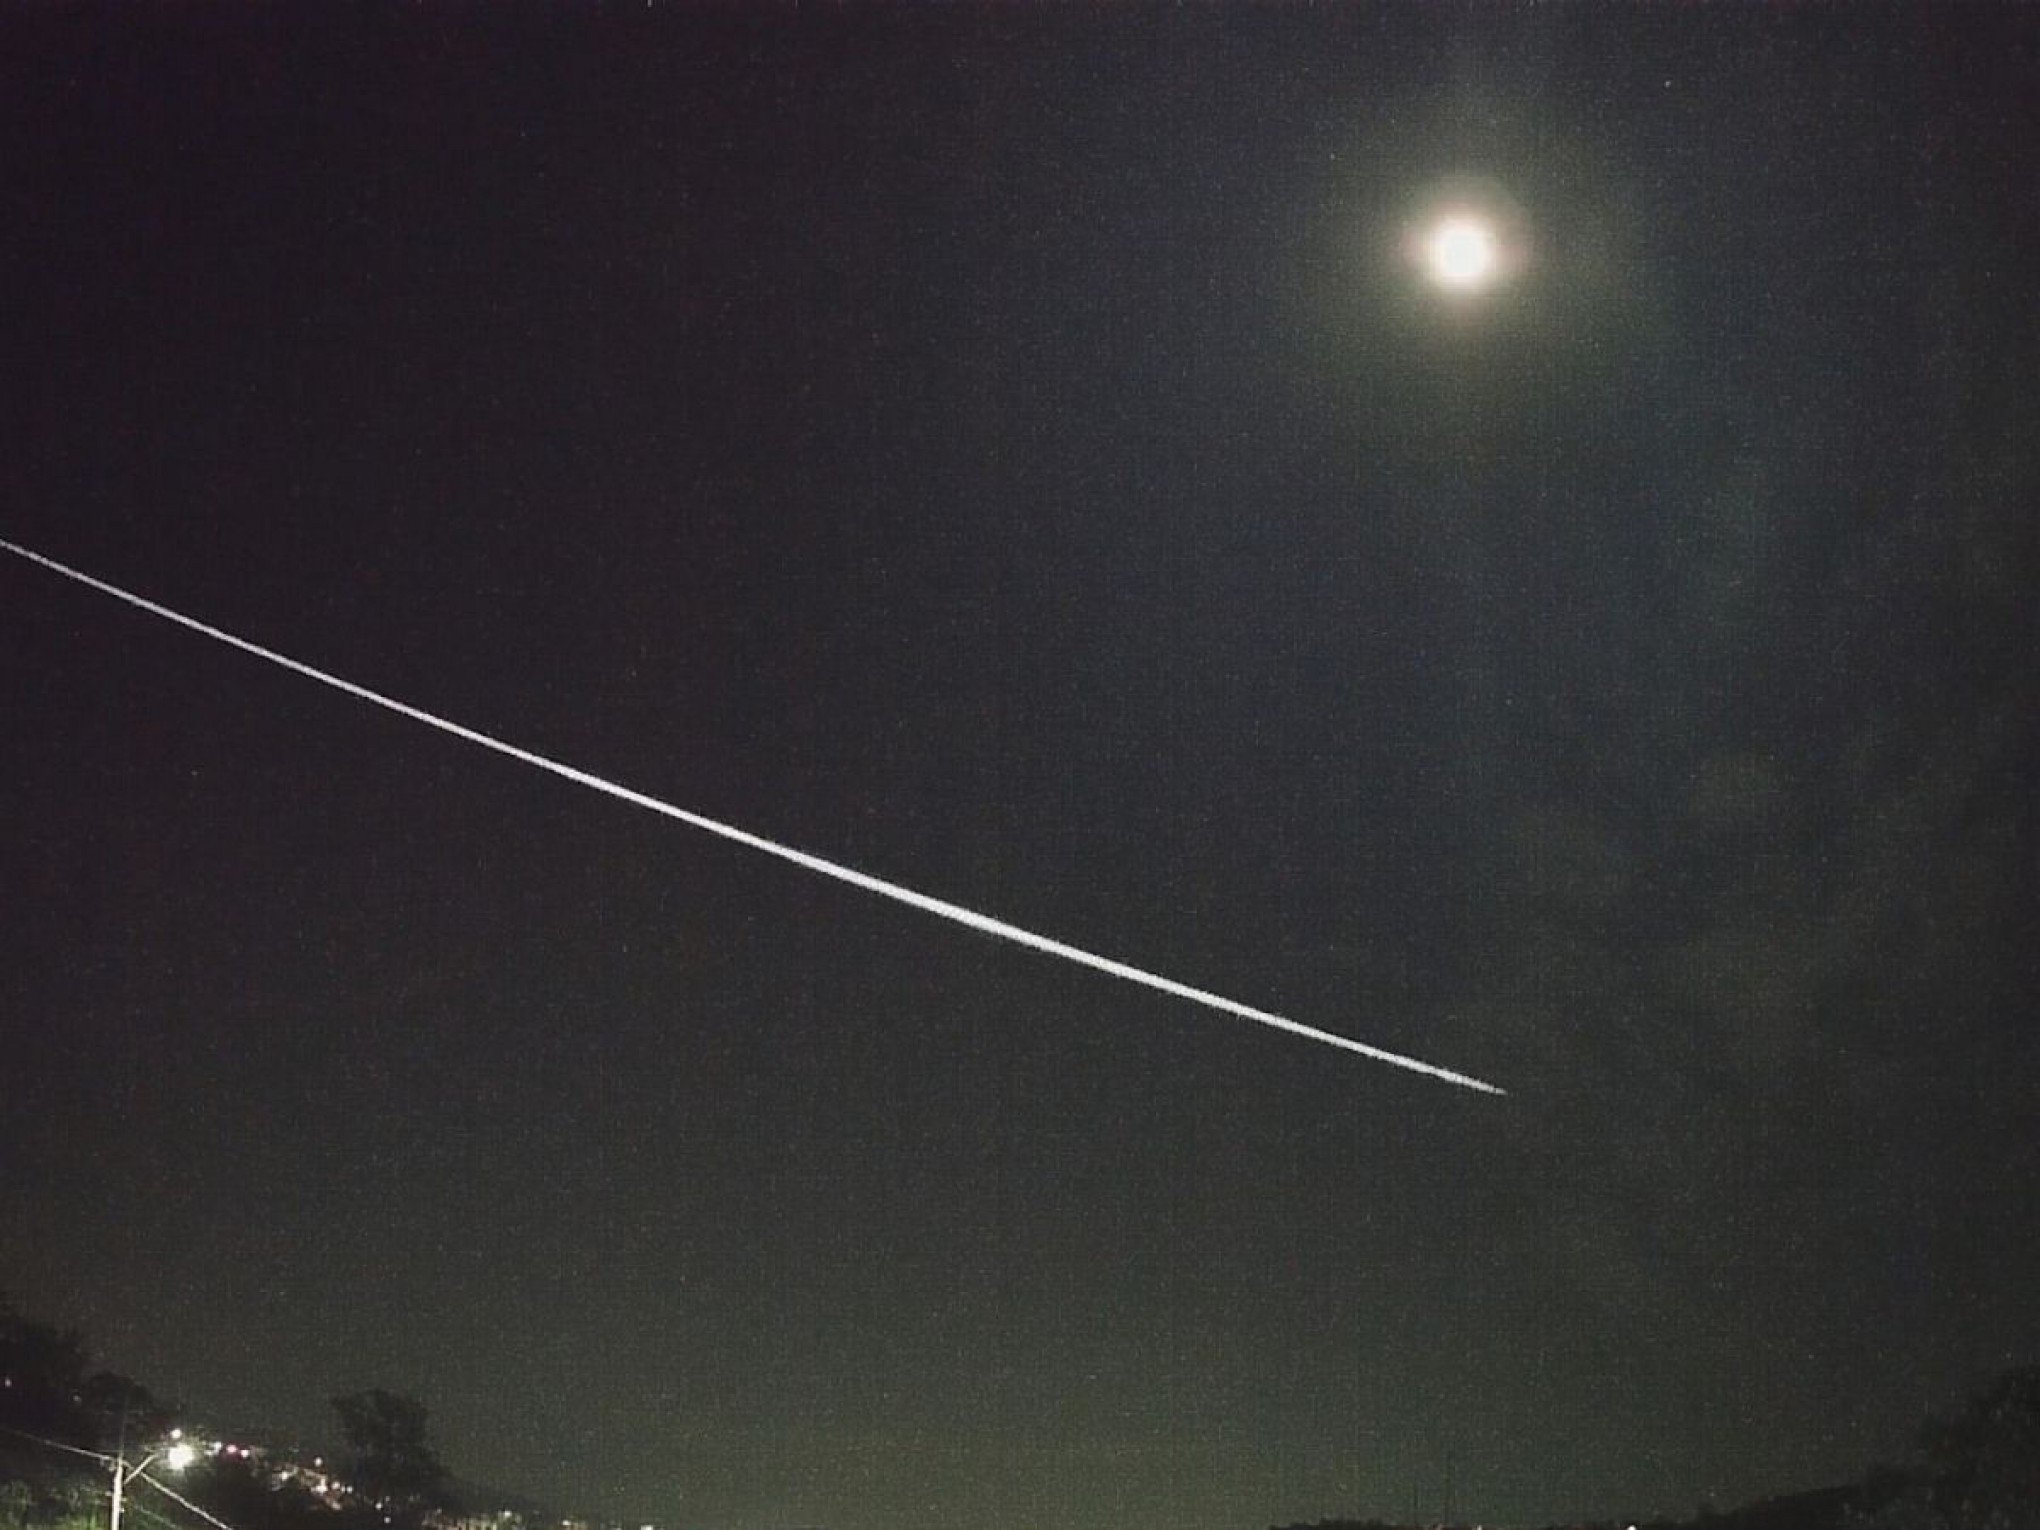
(4, 9, 2037, 1530)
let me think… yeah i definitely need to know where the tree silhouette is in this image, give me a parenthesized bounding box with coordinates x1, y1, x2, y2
(1848, 1367, 2040, 1530)
(330, 1390, 448, 1522)
(0, 1297, 93, 1447)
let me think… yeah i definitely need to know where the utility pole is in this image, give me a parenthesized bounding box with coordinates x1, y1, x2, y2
(108, 1434, 194, 1530)
(111, 1398, 131, 1530)
(110, 1445, 158, 1530)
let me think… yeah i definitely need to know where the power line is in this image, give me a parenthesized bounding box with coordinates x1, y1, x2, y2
(0, 1423, 115, 1464)
(0, 1425, 242, 1530)
(134, 1470, 245, 1530)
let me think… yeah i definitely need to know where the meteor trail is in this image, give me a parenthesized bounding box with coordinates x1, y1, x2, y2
(2, 536, 1504, 1095)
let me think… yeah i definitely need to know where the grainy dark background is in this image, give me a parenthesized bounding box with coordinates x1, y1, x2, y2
(4, 9, 2035, 1529)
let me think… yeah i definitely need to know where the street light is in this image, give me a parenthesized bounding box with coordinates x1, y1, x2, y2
(110, 1430, 193, 1530)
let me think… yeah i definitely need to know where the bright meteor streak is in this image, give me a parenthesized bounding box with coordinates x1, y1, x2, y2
(1, 537, 1504, 1095)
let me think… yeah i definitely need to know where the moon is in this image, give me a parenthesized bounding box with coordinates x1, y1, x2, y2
(1423, 213, 1501, 292)
(1402, 180, 1529, 299)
